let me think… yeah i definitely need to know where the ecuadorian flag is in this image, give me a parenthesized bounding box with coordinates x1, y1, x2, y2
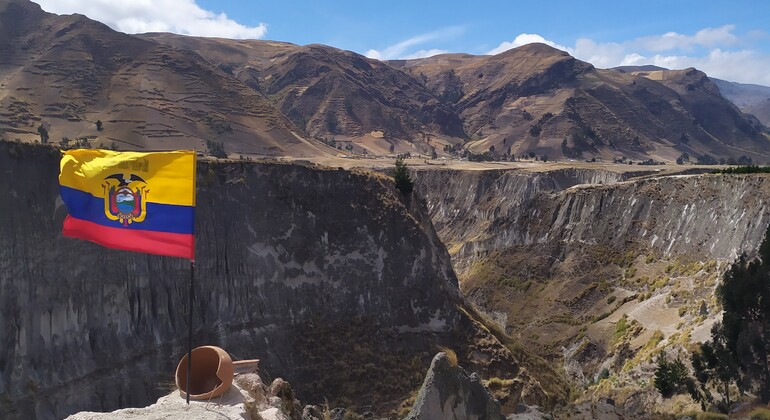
(59, 149, 196, 260)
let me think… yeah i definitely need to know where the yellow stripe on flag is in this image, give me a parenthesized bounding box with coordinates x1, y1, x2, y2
(60, 149, 196, 206)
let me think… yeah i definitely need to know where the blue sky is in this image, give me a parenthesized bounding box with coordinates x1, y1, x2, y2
(37, 0, 770, 85)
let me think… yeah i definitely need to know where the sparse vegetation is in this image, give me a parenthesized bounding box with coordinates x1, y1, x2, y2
(437, 346, 458, 367)
(206, 139, 227, 158)
(749, 407, 770, 420)
(716, 165, 770, 174)
(695, 413, 728, 420)
(612, 314, 630, 343)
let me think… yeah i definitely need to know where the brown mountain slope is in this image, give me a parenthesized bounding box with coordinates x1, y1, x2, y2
(713, 78, 770, 126)
(2, 3, 766, 162)
(0, 0, 309, 156)
(142, 33, 467, 152)
(399, 44, 770, 162)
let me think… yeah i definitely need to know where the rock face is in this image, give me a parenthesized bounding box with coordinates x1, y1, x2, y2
(0, 141, 471, 419)
(406, 352, 503, 420)
(417, 167, 770, 412)
(0, 141, 569, 419)
(418, 168, 770, 277)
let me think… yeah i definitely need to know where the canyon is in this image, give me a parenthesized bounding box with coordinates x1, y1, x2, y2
(0, 141, 561, 419)
(417, 166, 770, 413)
(2, 1, 770, 418)
(4, 139, 770, 418)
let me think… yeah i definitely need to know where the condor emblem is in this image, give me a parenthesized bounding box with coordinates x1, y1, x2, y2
(102, 174, 149, 226)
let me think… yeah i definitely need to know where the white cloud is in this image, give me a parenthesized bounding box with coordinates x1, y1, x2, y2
(572, 38, 625, 68)
(366, 26, 464, 60)
(36, 0, 267, 39)
(634, 25, 738, 52)
(488, 26, 770, 85)
(619, 53, 647, 66)
(487, 33, 571, 55)
(402, 49, 450, 60)
(646, 49, 770, 85)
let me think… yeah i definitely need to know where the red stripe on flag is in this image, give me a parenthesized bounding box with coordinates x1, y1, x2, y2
(63, 216, 195, 259)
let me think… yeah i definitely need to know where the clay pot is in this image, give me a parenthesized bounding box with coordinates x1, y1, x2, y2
(175, 346, 258, 400)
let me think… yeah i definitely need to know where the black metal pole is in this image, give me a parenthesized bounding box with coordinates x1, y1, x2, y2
(186, 260, 195, 405)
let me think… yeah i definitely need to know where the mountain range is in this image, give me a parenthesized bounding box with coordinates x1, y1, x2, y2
(1, 0, 769, 162)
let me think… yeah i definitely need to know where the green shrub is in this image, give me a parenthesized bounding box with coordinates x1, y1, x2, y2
(612, 314, 629, 343)
(696, 413, 728, 420)
(206, 139, 227, 158)
(750, 407, 770, 420)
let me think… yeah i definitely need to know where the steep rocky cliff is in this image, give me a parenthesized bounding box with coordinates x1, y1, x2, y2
(419, 168, 770, 276)
(0, 141, 561, 419)
(417, 167, 770, 412)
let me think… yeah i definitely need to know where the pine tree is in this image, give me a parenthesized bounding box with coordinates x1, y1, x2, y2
(716, 223, 770, 403)
(690, 322, 740, 410)
(654, 355, 691, 398)
(393, 157, 413, 195)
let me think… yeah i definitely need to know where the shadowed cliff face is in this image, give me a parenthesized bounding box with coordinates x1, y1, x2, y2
(0, 142, 565, 419)
(0, 141, 468, 419)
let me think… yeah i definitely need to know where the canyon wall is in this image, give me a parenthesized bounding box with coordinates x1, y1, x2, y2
(417, 166, 770, 412)
(418, 168, 770, 276)
(0, 142, 474, 419)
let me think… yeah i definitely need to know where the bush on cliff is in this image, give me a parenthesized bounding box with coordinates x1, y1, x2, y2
(393, 157, 414, 194)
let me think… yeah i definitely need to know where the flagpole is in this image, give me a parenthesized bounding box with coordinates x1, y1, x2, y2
(186, 260, 195, 405)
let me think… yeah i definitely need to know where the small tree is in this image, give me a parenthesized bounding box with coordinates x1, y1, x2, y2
(393, 157, 413, 195)
(717, 223, 770, 403)
(690, 323, 740, 411)
(96, 120, 103, 131)
(206, 140, 227, 158)
(37, 125, 49, 144)
(654, 354, 693, 398)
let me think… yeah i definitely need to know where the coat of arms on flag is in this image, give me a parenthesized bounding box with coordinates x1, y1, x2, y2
(59, 149, 196, 259)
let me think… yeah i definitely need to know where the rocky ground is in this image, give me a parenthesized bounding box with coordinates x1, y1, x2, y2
(66, 372, 304, 420)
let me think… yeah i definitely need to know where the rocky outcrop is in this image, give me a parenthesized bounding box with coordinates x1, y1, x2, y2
(65, 373, 298, 420)
(0, 141, 472, 419)
(406, 352, 503, 420)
